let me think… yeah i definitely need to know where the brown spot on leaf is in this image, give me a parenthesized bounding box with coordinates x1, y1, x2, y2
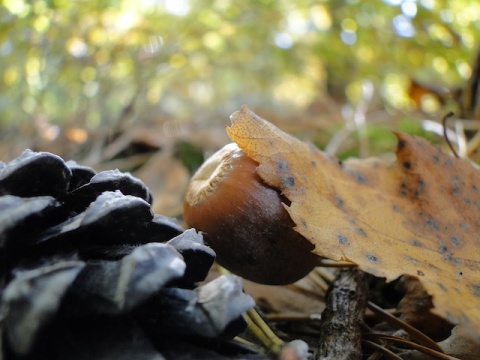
(450, 236, 461, 247)
(406, 256, 420, 265)
(464, 259, 480, 271)
(439, 244, 460, 265)
(451, 175, 462, 195)
(414, 179, 426, 197)
(438, 282, 448, 292)
(415, 139, 426, 148)
(411, 239, 423, 247)
(366, 253, 379, 264)
(444, 254, 460, 266)
(337, 234, 349, 245)
(277, 158, 288, 171)
(439, 244, 448, 254)
(417, 270, 425, 276)
(471, 284, 480, 297)
(459, 222, 469, 231)
(426, 218, 439, 230)
(347, 169, 366, 184)
(355, 228, 367, 237)
(336, 195, 344, 208)
(282, 176, 295, 188)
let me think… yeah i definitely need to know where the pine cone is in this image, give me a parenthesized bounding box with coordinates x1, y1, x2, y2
(0, 150, 257, 359)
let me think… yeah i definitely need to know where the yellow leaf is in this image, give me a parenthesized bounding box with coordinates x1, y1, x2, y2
(227, 105, 480, 337)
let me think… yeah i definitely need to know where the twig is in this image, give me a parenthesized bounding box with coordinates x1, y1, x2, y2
(442, 112, 459, 158)
(364, 333, 460, 360)
(367, 301, 444, 354)
(315, 269, 368, 359)
(362, 339, 403, 360)
(266, 313, 322, 322)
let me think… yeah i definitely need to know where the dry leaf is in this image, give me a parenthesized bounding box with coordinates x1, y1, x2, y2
(135, 152, 189, 217)
(395, 275, 453, 341)
(226, 105, 480, 338)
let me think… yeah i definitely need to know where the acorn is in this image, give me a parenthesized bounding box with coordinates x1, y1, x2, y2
(183, 143, 319, 285)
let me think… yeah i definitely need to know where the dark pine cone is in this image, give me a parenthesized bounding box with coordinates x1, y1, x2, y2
(0, 150, 258, 360)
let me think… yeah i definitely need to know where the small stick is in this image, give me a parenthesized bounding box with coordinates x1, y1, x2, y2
(367, 301, 444, 354)
(314, 269, 368, 360)
(362, 340, 403, 360)
(442, 112, 459, 158)
(266, 313, 322, 322)
(364, 333, 460, 360)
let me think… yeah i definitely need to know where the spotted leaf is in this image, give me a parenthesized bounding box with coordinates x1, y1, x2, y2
(227, 105, 480, 337)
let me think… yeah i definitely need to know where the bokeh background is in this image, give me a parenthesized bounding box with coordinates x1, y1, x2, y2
(1, 0, 480, 217)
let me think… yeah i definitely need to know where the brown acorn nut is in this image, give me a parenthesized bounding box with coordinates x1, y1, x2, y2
(183, 143, 319, 285)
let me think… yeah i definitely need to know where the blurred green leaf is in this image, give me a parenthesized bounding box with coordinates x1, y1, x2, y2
(0, 0, 479, 151)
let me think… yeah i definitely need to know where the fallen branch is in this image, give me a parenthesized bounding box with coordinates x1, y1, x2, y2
(315, 269, 368, 359)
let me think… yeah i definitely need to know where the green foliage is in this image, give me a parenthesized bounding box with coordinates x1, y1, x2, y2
(1, 0, 479, 134)
(398, 117, 434, 138)
(173, 140, 205, 174)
